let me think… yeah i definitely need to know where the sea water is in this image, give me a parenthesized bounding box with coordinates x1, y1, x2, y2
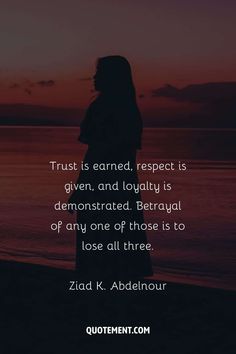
(0, 126, 235, 290)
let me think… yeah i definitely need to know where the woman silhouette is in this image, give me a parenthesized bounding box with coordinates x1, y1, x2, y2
(69, 55, 153, 279)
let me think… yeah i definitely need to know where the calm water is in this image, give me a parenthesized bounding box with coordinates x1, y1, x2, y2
(0, 126, 235, 290)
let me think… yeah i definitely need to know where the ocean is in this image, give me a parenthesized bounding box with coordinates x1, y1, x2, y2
(0, 126, 235, 290)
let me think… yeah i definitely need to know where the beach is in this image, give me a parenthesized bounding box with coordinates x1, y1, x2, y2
(1, 1, 236, 352)
(1, 260, 235, 353)
(0, 125, 235, 352)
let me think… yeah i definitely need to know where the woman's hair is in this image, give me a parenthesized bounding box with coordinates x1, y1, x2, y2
(95, 55, 137, 102)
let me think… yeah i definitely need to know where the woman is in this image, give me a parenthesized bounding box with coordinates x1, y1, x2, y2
(69, 55, 153, 279)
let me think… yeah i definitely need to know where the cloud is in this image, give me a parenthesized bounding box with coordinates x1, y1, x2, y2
(9, 79, 55, 90)
(151, 82, 236, 128)
(151, 82, 236, 103)
(36, 80, 55, 88)
(8, 78, 55, 95)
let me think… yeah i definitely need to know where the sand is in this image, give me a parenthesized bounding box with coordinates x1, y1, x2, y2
(0, 260, 235, 353)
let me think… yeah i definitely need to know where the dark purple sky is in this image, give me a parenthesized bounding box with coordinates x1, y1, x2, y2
(1, 0, 236, 111)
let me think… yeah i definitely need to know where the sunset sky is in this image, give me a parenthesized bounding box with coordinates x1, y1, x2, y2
(0, 0, 236, 119)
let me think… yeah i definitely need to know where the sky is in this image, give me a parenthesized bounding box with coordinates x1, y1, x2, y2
(0, 0, 236, 118)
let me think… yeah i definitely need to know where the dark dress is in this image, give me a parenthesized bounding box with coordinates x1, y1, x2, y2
(75, 94, 153, 279)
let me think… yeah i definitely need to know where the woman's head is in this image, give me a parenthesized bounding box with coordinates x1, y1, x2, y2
(93, 55, 136, 100)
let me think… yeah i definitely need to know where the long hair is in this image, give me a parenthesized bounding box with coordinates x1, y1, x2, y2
(95, 55, 137, 103)
(80, 55, 143, 148)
